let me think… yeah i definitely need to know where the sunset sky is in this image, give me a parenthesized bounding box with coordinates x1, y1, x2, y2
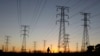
(0, 0, 100, 52)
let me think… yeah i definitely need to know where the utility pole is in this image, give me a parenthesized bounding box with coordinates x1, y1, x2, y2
(21, 25, 29, 52)
(5, 36, 10, 52)
(81, 12, 90, 52)
(56, 6, 69, 52)
(43, 40, 46, 52)
(64, 34, 70, 52)
(33, 41, 36, 51)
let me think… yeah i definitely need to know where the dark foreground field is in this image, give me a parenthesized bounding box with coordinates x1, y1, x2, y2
(0, 51, 100, 56)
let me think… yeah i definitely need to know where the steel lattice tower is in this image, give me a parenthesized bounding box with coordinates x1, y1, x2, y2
(33, 41, 36, 51)
(43, 40, 46, 52)
(76, 43, 78, 52)
(81, 12, 90, 52)
(64, 34, 70, 52)
(2, 45, 4, 52)
(5, 36, 10, 52)
(56, 6, 69, 52)
(21, 25, 29, 52)
(12, 46, 15, 52)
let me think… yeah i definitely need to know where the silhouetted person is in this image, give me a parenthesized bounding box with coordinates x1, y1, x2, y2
(47, 47, 50, 53)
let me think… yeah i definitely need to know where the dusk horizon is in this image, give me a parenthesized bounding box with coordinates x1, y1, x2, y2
(0, 0, 100, 53)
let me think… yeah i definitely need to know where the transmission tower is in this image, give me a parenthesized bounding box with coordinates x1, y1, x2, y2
(33, 41, 36, 51)
(81, 12, 90, 52)
(12, 46, 15, 52)
(50, 44, 52, 52)
(2, 45, 4, 52)
(64, 34, 70, 52)
(43, 40, 46, 52)
(76, 43, 78, 52)
(21, 25, 29, 52)
(56, 6, 69, 52)
(5, 36, 10, 52)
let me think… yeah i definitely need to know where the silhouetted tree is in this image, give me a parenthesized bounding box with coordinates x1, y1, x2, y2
(87, 45, 94, 53)
(95, 44, 100, 53)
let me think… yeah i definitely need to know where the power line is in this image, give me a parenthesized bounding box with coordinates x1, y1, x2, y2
(70, 0, 87, 11)
(67, 0, 100, 39)
(30, 0, 47, 39)
(42, 25, 57, 41)
(70, 0, 82, 8)
(64, 0, 71, 6)
(42, 0, 73, 39)
(30, 0, 42, 26)
(70, 0, 100, 19)
(81, 0, 100, 12)
(91, 13, 100, 18)
(40, 12, 57, 40)
(30, 0, 48, 39)
(17, 0, 22, 26)
(34, 0, 47, 27)
(17, 0, 23, 39)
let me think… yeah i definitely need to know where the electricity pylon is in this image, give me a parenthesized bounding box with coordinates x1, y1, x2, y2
(43, 40, 46, 52)
(33, 41, 36, 51)
(21, 25, 29, 52)
(64, 34, 70, 52)
(5, 36, 10, 52)
(2, 45, 4, 52)
(56, 6, 69, 52)
(12, 46, 15, 52)
(76, 43, 78, 52)
(81, 12, 90, 52)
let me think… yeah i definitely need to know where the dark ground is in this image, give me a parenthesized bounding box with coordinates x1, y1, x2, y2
(0, 51, 100, 56)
